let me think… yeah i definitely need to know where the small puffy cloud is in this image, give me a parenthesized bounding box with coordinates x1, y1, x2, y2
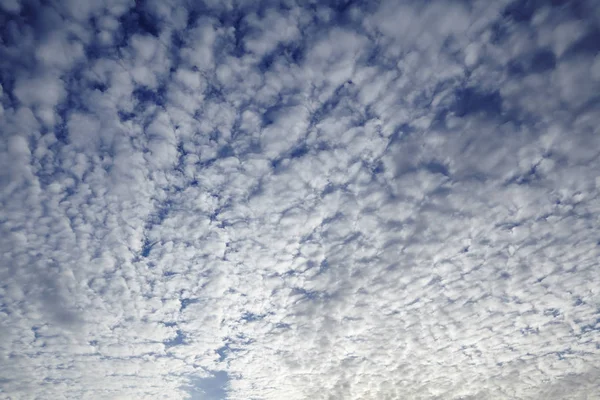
(67, 112, 102, 149)
(13, 75, 66, 109)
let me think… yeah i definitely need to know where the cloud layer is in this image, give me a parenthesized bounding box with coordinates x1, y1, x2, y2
(1, 0, 600, 399)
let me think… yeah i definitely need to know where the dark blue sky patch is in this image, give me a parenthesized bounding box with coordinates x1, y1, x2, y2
(217, 145, 235, 158)
(8, 1, 61, 41)
(364, 44, 397, 70)
(502, 0, 539, 23)
(502, 0, 596, 30)
(308, 82, 352, 126)
(495, 220, 523, 231)
(422, 161, 450, 177)
(240, 312, 265, 323)
(118, 1, 160, 41)
(180, 298, 200, 311)
(257, 51, 277, 73)
(175, 142, 189, 170)
(53, 121, 70, 144)
(85, 32, 121, 61)
(229, 13, 248, 58)
(504, 164, 541, 186)
(164, 329, 186, 348)
(290, 287, 329, 303)
(530, 49, 558, 73)
(246, 179, 265, 201)
(261, 102, 288, 127)
(210, 10, 249, 58)
(133, 85, 166, 107)
(215, 345, 228, 362)
(0, 15, 37, 83)
(544, 308, 561, 318)
(245, 0, 290, 20)
(209, 129, 220, 142)
(385, 123, 413, 146)
(520, 326, 539, 336)
(563, 30, 600, 58)
(579, 316, 600, 334)
(90, 81, 109, 92)
(500, 271, 511, 280)
(553, 349, 575, 361)
(53, 83, 94, 143)
(289, 144, 309, 159)
(33, 160, 72, 192)
(286, 41, 305, 65)
(118, 110, 137, 121)
(269, 156, 284, 171)
(31, 326, 41, 340)
(185, 8, 202, 29)
(489, 19, 512, 45)
(507, 49, 556, 76)
(145, 199, 173, 229)
(322, 0, 379, 29)
(209, 202, 230, 225)
(168, 31, 185, 71)
(140, 238, 154, 257)
(0, 69, 18, 109)
(274, 322, 291, 330)
(371, 160, 385, 175)
(411, 90, 435, 110)
(203, 83, 225, 103)
(581, 323, 600, 334)
(256, 41, 306, 72)
(0, 9, 30, 48)
(319, 259, 330, 274)
(452, 87, 503, 118)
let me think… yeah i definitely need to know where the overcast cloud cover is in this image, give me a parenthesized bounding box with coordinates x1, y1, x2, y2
(1, 0, 600, 398)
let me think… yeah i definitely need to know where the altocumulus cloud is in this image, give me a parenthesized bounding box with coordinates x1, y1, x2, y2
(1, 0, 600, 399)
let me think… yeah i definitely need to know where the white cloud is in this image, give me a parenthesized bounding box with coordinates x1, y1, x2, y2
(13, 74, 66, 109)
(1, 0, 600, 399)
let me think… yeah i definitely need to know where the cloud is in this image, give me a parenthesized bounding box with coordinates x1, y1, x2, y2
(1, 0, 600, 399)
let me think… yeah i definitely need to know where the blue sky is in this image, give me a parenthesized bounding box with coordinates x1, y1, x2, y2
(1, 0, 600, 399)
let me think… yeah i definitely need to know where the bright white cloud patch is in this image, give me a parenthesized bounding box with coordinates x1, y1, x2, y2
(1, 0, 600, 399)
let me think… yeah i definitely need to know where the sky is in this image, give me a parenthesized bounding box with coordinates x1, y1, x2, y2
(1, 0, 600, 399)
